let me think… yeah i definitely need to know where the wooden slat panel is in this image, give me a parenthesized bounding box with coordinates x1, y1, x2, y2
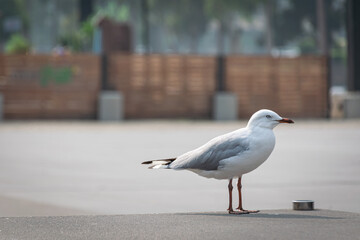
(226, 55, 328, 118)
(108, 54, 216, 118)
(0, 54, 327, 119)
(0, 54, 100, 119)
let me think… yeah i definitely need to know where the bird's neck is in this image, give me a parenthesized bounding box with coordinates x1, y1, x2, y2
(247, 125, 274, 131)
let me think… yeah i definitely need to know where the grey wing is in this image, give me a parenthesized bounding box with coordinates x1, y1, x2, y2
(169, 132, 250, 171)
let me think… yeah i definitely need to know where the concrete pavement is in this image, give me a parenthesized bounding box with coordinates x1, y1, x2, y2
(0, 210, 359, 240)
(0, 120, 359, 216)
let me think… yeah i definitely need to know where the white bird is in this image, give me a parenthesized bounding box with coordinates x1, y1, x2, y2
(142, 109, 294, 214)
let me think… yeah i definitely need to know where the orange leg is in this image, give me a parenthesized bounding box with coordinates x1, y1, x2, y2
(228, 178, 248, 214)
(227, 179, 233, 212)
(236, 177, 259, 214)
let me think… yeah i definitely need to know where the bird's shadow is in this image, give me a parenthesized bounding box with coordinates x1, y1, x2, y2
(180, 210, 342, 220)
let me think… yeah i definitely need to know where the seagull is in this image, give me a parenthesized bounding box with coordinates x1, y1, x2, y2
(142, 109, 294, 214)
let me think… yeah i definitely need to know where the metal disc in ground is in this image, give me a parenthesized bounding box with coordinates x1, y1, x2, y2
(293, 200, 314, 210)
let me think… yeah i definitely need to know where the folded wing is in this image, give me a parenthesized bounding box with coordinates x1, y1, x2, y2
(169, 131, 250, 171)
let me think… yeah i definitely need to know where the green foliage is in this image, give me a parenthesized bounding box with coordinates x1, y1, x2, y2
(331, 46, 346, 62)
(58, 33, 83, 52)
(4, 34, 31, 54)
(204, 0, 261, 20)
(40, 65, 73, 86)
(57, 1, 130, 52)
(298, 36, 317, 54)
(92, 2, 130, 24)
(331, 36, 346, 62)
(58, 17, 94, 52)
(80, 18, 95, 39)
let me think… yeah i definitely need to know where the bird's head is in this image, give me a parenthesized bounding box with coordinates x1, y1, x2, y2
(247, 109, 294, 129)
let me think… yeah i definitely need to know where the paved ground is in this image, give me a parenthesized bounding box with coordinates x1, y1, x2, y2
(0, 210, 359, 240)
(0, 120, 359, 216)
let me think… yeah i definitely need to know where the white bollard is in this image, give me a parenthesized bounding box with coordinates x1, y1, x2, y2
(98, 91, 123, 121)
(213, 92, 238, 121)
(0, 93, 3, 121)
(343, 92, 360, 118)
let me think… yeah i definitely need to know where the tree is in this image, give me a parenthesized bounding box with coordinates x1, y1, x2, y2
(273, 0, 345, 55)
(204, 0, 262, 54)
(0, 0, 29, 45)
(146, 0, 207, 53)
(145, 0, 262, 54)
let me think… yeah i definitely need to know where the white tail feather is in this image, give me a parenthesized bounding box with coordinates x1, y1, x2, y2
(151, 164, 169, 169)
(149, 160, 170, 169)
(142, 158, 175, 169)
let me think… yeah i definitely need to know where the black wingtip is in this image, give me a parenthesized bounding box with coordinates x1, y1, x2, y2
(141, 158, 176, 165)
(141, 161, 153, 165)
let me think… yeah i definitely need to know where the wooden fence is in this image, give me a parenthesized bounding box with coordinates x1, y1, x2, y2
(226, 56, 328, 118)
(0, 54, 100, 119)
(107, 54, 216, 118)
(0, 54, 328, 119)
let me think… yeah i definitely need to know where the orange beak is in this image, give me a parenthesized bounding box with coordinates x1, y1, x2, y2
(278, 118, 294, 124)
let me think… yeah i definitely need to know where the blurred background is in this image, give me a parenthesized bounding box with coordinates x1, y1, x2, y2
(0, 0, 357, 120)
(0, 0, 360, 217)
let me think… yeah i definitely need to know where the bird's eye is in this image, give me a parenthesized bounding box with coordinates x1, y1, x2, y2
(266, 115, 272, 119)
